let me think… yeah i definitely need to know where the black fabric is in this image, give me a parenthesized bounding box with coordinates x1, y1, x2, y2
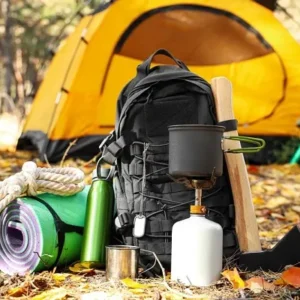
(100, 132, 137, 165)
(90, 0, 115, 15)
(255, 0, 277, 10)
(218, 119, 238, 132)
(32, 196, 84, 268)
(98, 49, 240, 275)
(17, 131, 107, 163)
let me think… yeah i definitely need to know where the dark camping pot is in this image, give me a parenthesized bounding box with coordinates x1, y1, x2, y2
(168, 124, 266, 179)
(168, 125, 225, 179)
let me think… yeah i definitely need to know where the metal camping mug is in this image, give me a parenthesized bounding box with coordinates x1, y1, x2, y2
(106, 245, 140, 280)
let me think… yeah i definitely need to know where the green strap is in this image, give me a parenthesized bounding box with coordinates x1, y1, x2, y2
(32, 196, 84, 268)
(224, 136, 266, 153)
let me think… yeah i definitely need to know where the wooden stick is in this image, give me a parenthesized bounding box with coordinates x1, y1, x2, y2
(211, 77, 261, 252)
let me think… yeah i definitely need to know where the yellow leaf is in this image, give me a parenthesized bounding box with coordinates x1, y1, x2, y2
(274, 277, 285, 286)
(256, 217, 268, 224)
(8, 286, 27, 297)
(221, 268, 245, 289)
(81, 261, 103, 269)
(31, 288, 68, 300)
(70, 275, 83, 282)
(263, 183, 278, 193)
(81, 284, 91, 292)
(281, 187, 299, 198)
(292, 206, 300, 214)
(69, 262, 95, 274)
(253, 197, 265, 206)
(121, 277, 150, 289)
(284, 210, 300, 223)
(266, 197, 290, 209)
(164, 293, 184, 300)
(52, 273, 70, 282)
(271, 213, 286, 220)
(259, 231, 277, 238)
(245, 277, 275, 294)
(129, 288, 145, 294)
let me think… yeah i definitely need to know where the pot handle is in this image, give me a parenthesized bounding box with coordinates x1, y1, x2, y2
(223, 136, 266, 153)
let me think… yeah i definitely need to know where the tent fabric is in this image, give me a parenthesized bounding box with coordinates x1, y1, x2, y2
(18, 0, 300, 162)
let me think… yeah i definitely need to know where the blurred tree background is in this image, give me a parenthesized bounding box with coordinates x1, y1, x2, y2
(0, 0, 299, 118)
(0, 0, 108, 116)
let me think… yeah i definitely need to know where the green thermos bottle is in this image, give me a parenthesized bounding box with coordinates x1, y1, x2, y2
(80, 167, 114, 267)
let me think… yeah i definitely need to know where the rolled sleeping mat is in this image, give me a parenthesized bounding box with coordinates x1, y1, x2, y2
(0, 186, 90, 275)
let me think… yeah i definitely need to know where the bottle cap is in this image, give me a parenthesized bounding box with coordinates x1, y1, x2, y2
(190, 205, 206, 215)
(92, 169, 98, 181)
(93, 166, 113, 181)
(100, 167, 110, 178)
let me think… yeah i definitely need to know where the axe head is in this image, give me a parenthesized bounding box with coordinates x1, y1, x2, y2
(239, 224, 300, 272)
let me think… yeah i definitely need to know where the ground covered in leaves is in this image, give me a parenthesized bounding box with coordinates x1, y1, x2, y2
(0, 150, 299, 299)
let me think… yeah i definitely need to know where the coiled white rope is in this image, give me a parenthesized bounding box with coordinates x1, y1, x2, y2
(0, 161, 86, 213)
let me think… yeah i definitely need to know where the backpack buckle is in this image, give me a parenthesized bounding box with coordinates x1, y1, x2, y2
(99, 130, 115, 151)
(115, 213, 134, 230)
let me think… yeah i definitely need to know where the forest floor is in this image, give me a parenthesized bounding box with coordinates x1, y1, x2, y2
(0, 150, 299, 300)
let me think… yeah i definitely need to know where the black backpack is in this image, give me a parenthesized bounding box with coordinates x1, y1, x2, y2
(99, 49, 239, 274)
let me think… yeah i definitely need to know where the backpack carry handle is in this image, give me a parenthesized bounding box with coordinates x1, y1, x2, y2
(137, 49, 189, 76)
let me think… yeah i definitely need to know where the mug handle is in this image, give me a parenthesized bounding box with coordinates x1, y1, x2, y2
(223, 136, 266, 153)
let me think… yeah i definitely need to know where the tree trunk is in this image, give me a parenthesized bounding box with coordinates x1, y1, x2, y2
(15, 47, 25, 116)
(1, 0, 14, 98)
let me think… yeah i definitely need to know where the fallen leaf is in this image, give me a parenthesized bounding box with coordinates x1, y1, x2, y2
(263, 183, 279, 194)
(121, 277, 150, 289)
(0, 160, 12, 168)
(281, 187, 300, 198)
(271, 213, 286, 220)
(129, 288, 146, 294)
(70, 275, 83, 282)
(266, 197, 291, 209)
(259, 230, 278, 238)
(292, 206, 300, 213)
(284, 210, 300, 223)
(253, 197, 265, 206)
(52, 273, 70, 282)
(221, 268, 245, 289)
(256, 217, 268, 224)
(245, 277, 275, 294)
(248, 165, 260, 174)
(80, 261, 103, 269)
(273, 277, 285, 286)
(281, 267, 300, 288)
(81, 284, 91, 292)
(164, 293, 184, 300)
(166, 271, 171, 280)
(8, 286, 27, 297)
(31, 288, 68, 300)
(69, 262, 95, 275)
(259, 209, 272, 217)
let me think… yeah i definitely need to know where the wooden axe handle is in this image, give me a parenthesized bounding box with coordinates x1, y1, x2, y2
(211, 77, 261, 252)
